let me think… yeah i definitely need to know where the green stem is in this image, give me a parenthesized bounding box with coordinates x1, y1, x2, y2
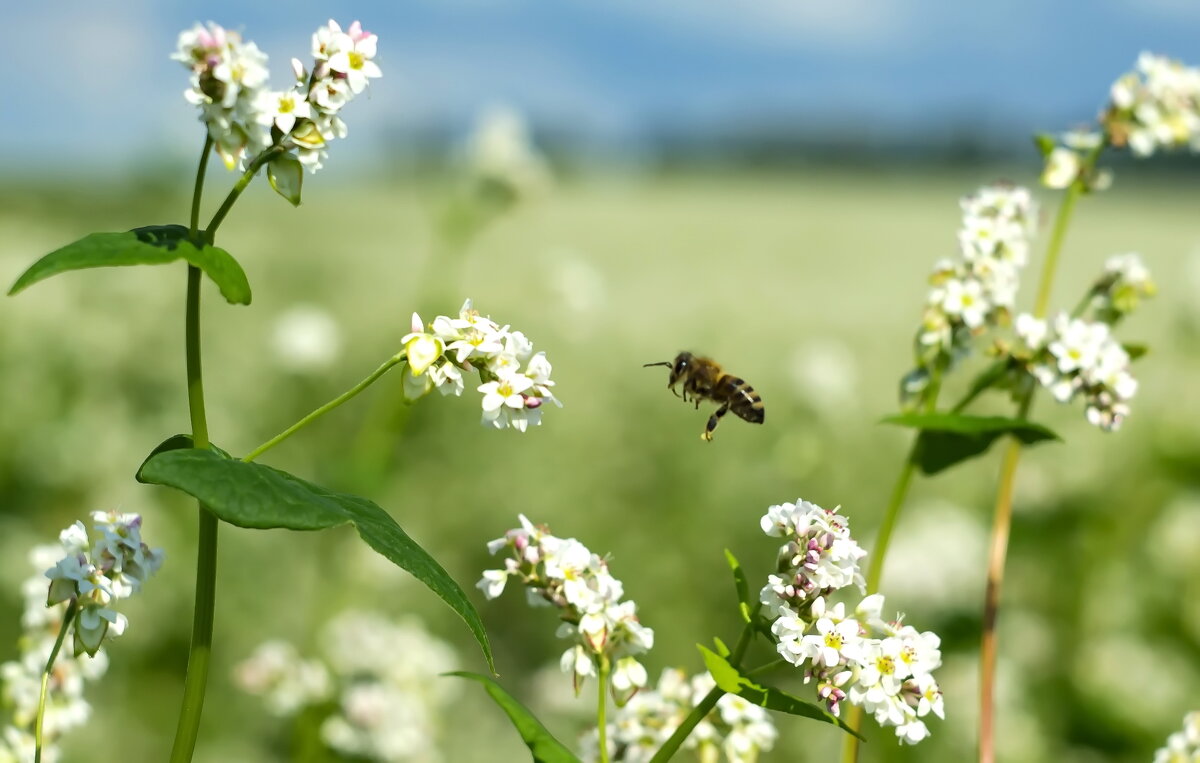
(34, 600, 77, 763)
(243, 356, 404, 463)
(190, 136, 213, 239)
(170, 267, 217, 763)
(743, 658, 785, 678)
(978, 148, 1099, 763)
(649, 623, 754, 763)
(204, 146, 284, 242)
(597, 656, 611, 763)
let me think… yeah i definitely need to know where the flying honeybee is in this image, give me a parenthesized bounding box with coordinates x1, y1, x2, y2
(644, 352, 764, 441)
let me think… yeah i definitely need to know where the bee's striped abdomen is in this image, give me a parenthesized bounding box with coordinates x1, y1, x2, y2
(716, 376, 765, 424)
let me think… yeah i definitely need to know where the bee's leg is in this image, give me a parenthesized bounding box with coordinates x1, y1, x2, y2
(701, 403, 730, 441)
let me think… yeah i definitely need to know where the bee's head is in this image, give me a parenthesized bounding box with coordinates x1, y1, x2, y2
(643, 351, 693, 386)
(670, 351, 694, 382)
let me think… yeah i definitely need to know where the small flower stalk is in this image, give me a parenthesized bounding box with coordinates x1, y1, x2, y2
(902, 184, 1038, 407)
(478, 516, 654, 702)
(173, 19, 380, 173)
(758, 499, 944, 744)
(235, 611, 458, 760)
(401, 300, 561, 432)
(583, 669, 778, 763)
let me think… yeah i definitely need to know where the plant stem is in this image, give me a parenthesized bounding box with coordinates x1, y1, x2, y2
(243, 356, 404, 463)
(170, 266, 217, 763)
(649, 623, 754, 763)
(597, 656, 611, 763)
(204, 146, 283, 242)
(170, 139, 222, 763)
(978, 151, 1095, 763)
(34, 600, 77, 763)
(190, 136, 213, 239)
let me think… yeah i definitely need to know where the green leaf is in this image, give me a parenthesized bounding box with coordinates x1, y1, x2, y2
(697, 645, 863, 740)
(724, 549, 755, 623)
(446, 672, 580, 763)
(8, 225, 251, 305)
(882, 412, 1060, 475)
(1123, 342, 1149, 361)
(267, 154, 304, 207)
(1033, 132, 1057, 158)
(137, 447, 492, 670)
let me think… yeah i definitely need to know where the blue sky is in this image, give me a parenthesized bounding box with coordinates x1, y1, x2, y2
(6, 1, 1200, 170)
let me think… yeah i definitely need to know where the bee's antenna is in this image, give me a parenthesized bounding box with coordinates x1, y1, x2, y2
(643, 361, 673, 368)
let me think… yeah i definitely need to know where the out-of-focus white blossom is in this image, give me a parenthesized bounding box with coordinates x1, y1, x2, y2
(271, 305, 342, 372)
(757, 497, 944, 745)
(580, 668, 777, 763)
(480, 516, 652, 701)
(1091, 252, 1157, 322)
(1154, 711, 1200, 763)
(174, 19, 380, 173)
(401, 300, 561, 432)
(903, 184, 1038, 407)
(1106, 52, 1200, 158)
(465, 105, 550, 203)
(235, 611, 458, 762)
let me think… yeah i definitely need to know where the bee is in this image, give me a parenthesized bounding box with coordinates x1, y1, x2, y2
(644, 352, 764, 441)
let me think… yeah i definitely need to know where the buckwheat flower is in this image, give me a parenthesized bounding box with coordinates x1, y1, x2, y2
(398, 300, 560, 430)
(233, 640, 332, 716)
(1093, 252, 1157, 320)
(325, 21, 381, 95)
(1154, 711, 1200, 763)
(1104, 52, 1200, 157)
(482, 517, 652, 697)
(1041, 147, 1081, 189)
(756, 497, 944, 743)
(255, 87, 312, 134)
(902, 184, 1038, 406)
(271, 305, 342, 373)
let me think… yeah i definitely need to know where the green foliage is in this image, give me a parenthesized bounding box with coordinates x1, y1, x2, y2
(1123, 342, 1149, 361)
(267, 155, 304, 207)
(697, 645, 863, 739)
(1033, 132, 1057, 158)
(447, 672, 581, 763)
(882, 412, 1060, 475)
(7, 225, 251, 305)
(135, 441, 493, 671)
(724, 549, 756, 623)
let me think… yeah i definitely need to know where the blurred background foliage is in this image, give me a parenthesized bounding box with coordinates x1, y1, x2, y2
(2, 151, 1198, 761)
(3, 2, 1200, 760)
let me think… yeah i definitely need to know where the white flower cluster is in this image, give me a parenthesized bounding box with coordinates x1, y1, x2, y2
(758, 499, 944, 745)
(479, 515, 654, 699)
(44, 512, 164, 656)
(465, 105, 550, 204)
(582, 669, 777, 763)
(0, 514, 160, 762)
(905, 185, 1038, 402)
(1154, 711, 1200, 763)
(235, 611, 458, 762)
(1106, 52, 1200, 158)
(173, 20, 380, 172)
(401, 300, 561, 432)
(1014, 312, 1139, 431)
(1039, 130, 1110, 192)
(1091, 252, 1157, 323)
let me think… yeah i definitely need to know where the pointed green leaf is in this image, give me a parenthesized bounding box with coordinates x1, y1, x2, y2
(881, 412, 1060, 475)
(267, 154, 304, 207)
(1033, 132, 1057, 158)
(1123, 342, 1148, 361)
(697, 645, 864, 740)
(446, 672, 580, 763)
(137, 446, 492, 670)
(724, 549, 755, 623)
(8, 225, 251, 305)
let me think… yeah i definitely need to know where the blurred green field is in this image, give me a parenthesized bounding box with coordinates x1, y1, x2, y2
(2, 164, 1199, 762)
